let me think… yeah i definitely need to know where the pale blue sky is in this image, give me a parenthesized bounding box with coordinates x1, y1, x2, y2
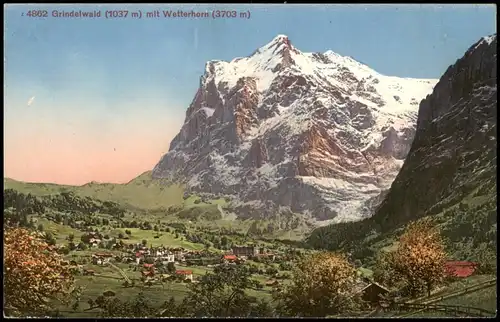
(3, 4, 497, 184)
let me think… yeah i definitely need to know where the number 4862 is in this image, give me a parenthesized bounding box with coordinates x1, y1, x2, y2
(27, 10, 48, 17)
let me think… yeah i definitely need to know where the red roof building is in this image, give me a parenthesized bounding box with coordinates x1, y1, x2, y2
(176, 270, 193, 275)
(445, 261, 479, 278)
(143, 263, 154, 269)
(223, 255, 237, 261)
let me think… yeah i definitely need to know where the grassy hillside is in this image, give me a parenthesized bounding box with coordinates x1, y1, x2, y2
(4, 174, 312, 241)
(4, 171, 185, 210)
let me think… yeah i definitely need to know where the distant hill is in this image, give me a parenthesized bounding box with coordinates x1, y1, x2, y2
(4, 171, 185, 210)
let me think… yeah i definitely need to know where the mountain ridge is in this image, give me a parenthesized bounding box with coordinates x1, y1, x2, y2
(152, 34, 438, 223)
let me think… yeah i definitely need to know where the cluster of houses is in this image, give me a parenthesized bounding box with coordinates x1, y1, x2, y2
(80, 231, 117, 249)
(91, 252, 114, 265)
(88, 244, 277, 267)
(134, 245, 278, 283)
(83, 244, 279, 283)
(73, 238, 482, 306)
(89, 245, 185, 266)
(139, 263, 194, 282)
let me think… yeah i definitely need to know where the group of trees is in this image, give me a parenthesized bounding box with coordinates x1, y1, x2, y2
(239, 263, 281, 277)
(3, 189, 133, 243)
(47, 192, 125, 219)
(310, 209, 495, 301)
(373, 219, 448, 298)
(4, 189, 46, 217)
(275, 252, 361, 317)
(4, 227, 80, 317)
(247, 217, 302, 236)
(184, 231, 232, 250)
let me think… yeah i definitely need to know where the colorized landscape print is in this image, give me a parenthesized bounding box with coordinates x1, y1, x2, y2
(3, 3, 497, 318)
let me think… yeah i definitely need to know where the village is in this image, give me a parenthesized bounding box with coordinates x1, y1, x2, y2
(3, 186, 496, 318)
(5, 190, 493, 316)
(60, 230, 483, 308)
(62, 230, 289, 289)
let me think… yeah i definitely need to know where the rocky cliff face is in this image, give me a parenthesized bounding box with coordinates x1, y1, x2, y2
(372, 34, 497, 231)
(153, 35, 437, 222)
(307, 34, 497, 255)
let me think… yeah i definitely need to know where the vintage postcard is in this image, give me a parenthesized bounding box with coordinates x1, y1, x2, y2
(3, 3, 497, 318)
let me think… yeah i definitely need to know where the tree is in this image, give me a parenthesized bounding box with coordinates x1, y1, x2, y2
(125, 229, 132, 236)
(373, 252, 399, 289)
(87, 292, 158, 317)
(279, 262, 293, 271)
(249, 265, 259, 274)
(80, 234, 91, 244)
(384, 218, 447, 297)
(4, 228, 78, 317)
(158, 297, 179, 317)
(249, 299, 275, 317)
(68, 242, 77, 251)
(179, 265, 261, 317)
(167, 262, 176, 274)
(476, 248, 497, 274)
(118, 232, 125, 239)
(37, 223, 44, 232)
(154, 225, 159, 232)
(274, 251, 359, 317)
(78, 242, 88, 250)
(266, 267, 278, 276)
(44, 232, 57, 246)
(68, 233, 74, 242)
(141, 239, 148, 246)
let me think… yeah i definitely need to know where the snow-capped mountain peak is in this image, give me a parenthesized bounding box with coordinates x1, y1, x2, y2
(470, 33, 497, 52)
(259, 34, 295, 52)
(153, 35, 438, 224)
